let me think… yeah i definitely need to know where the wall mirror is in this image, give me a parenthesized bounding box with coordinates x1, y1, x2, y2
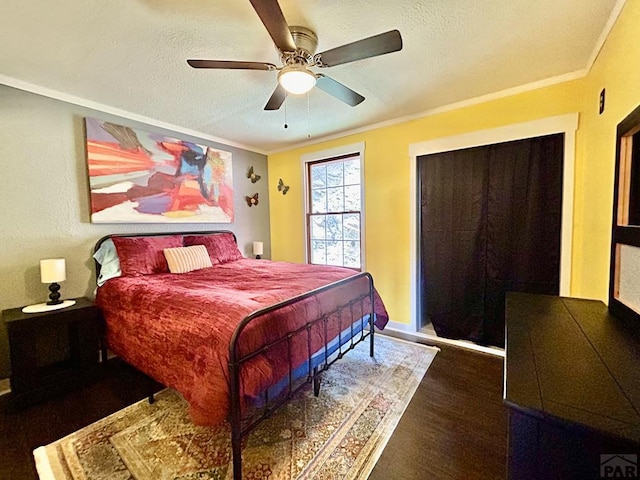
(610, 104, 640, 321)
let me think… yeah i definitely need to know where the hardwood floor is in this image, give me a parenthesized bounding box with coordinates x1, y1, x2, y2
(0, 361, 164, 480)
(0, 338, 508, 480)
(370, 339, 508, 479)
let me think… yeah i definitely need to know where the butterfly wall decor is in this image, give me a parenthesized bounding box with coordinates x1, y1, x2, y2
(245, 193, 259, 207)
(278, 178, 290, 195)
(247, 166, 261, 183)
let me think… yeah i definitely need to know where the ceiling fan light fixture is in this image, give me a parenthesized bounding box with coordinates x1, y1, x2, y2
(278, 65, 316, 95)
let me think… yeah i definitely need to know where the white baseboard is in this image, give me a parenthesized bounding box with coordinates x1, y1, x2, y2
(383, 320, 416, 333)
(383, 322, 505, 357)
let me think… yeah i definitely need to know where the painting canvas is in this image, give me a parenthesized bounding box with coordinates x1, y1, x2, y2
(85, 117, 233, 223)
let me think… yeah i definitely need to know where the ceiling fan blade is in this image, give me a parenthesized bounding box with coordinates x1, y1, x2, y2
(316, 75, 364, 107)
(249, 0, 297, 52)
(264, 84, 287, 110)
(187, 60, 277, 70)
(316, 30, 402, 67)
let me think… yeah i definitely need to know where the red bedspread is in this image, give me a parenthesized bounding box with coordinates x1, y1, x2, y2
(96, 259, 388, 425)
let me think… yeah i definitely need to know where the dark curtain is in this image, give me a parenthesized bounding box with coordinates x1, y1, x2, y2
(418, 133, 563, 347)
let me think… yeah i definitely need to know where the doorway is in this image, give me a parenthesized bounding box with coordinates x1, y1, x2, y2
(417, 134, 564, 347)
(406, 114, 578, 354)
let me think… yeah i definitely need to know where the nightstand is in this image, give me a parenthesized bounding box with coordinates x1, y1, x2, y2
(2, 297, 103, 409)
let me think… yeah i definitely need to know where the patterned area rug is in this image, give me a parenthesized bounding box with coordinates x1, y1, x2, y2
(34, 335, 438, 480)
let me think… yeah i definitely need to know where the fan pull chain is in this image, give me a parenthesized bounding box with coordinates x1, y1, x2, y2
(307, 92, 311, 139)
(283, 100, 288, 129)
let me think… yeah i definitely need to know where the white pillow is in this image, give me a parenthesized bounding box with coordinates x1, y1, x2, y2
(164, 245, 213, 274)
(93, 238, 122, 286)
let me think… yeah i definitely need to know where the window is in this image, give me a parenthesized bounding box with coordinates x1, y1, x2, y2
(304, 145, 364, 269)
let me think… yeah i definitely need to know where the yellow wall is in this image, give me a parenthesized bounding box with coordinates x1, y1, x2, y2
(268, 0, 640, 325)
(574, 0, 640, 300)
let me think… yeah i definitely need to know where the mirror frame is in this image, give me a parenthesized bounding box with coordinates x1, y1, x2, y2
(609, 103, 640, 322)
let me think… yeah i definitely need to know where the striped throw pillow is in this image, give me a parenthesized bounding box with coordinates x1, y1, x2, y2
(163, 245, 213, 274)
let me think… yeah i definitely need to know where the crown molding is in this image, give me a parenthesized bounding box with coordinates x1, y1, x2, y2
(267, 69, 587, 155)
(0, 74, 267, 155)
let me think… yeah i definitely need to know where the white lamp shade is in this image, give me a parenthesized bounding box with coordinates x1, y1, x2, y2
(277, 66, 316, 95)
(253, 242, 264, 256)
(40, 258, 66, 283)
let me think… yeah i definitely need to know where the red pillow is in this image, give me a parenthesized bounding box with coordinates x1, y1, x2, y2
(112, 235, 183, 276)
(184, 233, 243, 264)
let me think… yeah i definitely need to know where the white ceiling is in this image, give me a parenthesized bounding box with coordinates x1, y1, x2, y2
(0, 0, 622, 153)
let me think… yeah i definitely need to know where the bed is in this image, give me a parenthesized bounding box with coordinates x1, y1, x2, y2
(93, 230, 389, 479)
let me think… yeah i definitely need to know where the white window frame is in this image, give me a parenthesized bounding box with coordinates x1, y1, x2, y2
(302, 142, 366, 269)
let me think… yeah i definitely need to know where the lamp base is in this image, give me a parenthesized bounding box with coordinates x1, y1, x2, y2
(47, 282, 62, 305)
(22, 299, 76, 314)
(255, 255, 262, 260)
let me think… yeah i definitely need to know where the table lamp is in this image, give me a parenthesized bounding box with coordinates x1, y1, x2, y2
(253, 242, 263, 260)
(41, 258, 66, 305)
(22, 258, 77, 313)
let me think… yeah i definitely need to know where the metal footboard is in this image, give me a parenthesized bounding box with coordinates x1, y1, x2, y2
(228, 272, 376, 480)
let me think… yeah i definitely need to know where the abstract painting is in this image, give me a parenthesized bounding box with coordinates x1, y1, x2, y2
(85, 117, 233, 223)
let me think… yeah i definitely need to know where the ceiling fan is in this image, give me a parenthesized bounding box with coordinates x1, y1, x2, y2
(187, 0, 403, 111)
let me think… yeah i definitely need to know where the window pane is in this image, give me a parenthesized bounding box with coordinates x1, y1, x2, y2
(344, 185, 360, 211)
(327, 186, 344, 212)
(326, 241, 343, 266)
(310, 215, 326, 240)
(311, 240, 326, 264)
(307, 154, 363, 270)
(343, 214, 360, 240)
(326, 214, 343, 240)
(344, 240, 360, 268)
(326, 162, 343, 187)
(344, 159, 360, 185)
(617, 244, 640, 313)
(311, 188, 327, 213)
(311, 165, 327, 189)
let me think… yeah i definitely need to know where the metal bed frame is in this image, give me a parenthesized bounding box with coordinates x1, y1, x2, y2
(94, 231, 376, 480)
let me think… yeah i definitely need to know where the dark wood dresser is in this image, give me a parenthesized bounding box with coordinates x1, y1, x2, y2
(504, 292, 640, 479)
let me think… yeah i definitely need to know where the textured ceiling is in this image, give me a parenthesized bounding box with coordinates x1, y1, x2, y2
(0, 0, 621, 153)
